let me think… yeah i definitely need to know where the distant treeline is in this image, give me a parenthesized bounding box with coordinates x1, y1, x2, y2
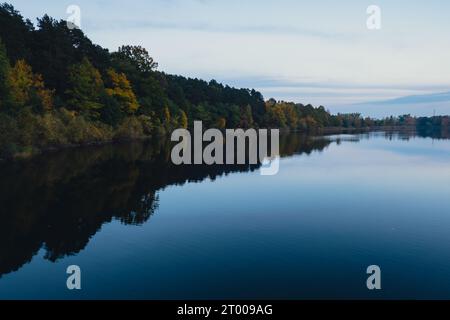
(0, 3, 448, 158)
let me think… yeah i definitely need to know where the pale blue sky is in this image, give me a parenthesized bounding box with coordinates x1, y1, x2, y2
(9, 0, 450, 109)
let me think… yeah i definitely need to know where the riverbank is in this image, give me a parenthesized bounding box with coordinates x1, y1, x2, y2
(0, 135, 156, 161)
(317, 125, 415, 134)
(1, 124, 435, 162)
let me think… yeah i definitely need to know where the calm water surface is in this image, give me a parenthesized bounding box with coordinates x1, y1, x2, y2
(1, 131, 450, 299)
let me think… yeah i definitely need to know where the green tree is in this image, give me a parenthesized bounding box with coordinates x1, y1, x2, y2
(0, 4, 33, 63)
(115, 45, 158, 73)
(0, 38, 11, 110)
(66, 58, 105, 119)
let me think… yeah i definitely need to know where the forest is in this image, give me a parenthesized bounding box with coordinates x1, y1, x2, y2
(0, 3, 448, 159)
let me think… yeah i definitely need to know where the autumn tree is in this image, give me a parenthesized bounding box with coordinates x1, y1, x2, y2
(265, 101, 287, 128)
(105, 69, 139, 114)
(216, 117, 226, 129)
(283, 103, 299, 129)
(180, 110, 188, 129)
(239, 105, 254, 128)
(163, 106, 171, 130)
(8, 59, 53, 111)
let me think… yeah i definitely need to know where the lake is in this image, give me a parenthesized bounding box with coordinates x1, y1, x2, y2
(1, 129, 450, 299)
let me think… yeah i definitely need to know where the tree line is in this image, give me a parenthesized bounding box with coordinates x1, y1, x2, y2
(0, 3, 447, 159)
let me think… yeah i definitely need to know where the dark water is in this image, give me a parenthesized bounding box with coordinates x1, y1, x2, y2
(1, 130, 450, 299)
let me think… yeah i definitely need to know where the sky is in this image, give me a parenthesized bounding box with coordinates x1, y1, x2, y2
(9, 0, 450, 110)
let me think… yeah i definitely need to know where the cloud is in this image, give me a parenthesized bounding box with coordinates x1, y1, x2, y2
(85, 19, 348, 40)
(12, 0, 450, 110)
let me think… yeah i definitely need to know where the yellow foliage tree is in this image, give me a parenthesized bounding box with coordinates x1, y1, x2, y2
(163, 106, 171, 128)
(180, 110, 188, 129)
(9, 59, 53, 111)
(105, 69, 139, 114)
(216, 117, 226, 129)
(163, 106, 171, 123)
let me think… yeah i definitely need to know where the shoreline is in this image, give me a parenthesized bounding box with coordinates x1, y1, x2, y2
(0, 125, 427, 162)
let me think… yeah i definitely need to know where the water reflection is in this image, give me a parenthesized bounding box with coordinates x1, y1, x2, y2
(0, 133, 336, 278)
(0, 129, 448, 281)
